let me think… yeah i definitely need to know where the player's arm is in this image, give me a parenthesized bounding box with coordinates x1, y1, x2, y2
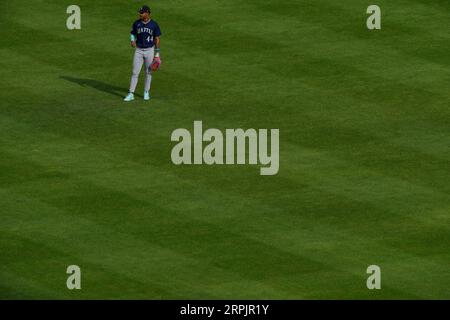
(154, 24, 162, 58)
(154, 36, 161, 57)
(150, 36, 162, 71)
(130, 22, 137, 48)
(150, 25, 162, 71)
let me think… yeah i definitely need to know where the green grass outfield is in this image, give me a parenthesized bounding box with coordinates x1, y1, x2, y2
(0, 0, 449, 299)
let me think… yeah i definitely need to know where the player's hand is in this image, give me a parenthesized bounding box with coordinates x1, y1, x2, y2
(131, 41, 136, 48)
(151, 57, 161, 71)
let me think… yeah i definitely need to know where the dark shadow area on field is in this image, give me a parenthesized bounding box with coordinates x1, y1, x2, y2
(60, 76, 141, 98)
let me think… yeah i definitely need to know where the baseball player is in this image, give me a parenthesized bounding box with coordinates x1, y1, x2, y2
(124, 5, 162, 102)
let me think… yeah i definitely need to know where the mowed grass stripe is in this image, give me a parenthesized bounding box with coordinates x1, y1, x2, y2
(1, 110, 438, 300)
(2, 106, 448, 234)
(2, 109, 446, 294)
(2, 121, 446, 298)
(0, 170, 428, 300)
(1, 188, 289, 299)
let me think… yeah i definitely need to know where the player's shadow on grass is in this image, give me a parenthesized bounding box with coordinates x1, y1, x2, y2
(60, 76, 137, 98)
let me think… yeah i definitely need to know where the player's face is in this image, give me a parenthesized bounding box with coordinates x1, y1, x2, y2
(139, 12, 150, 20)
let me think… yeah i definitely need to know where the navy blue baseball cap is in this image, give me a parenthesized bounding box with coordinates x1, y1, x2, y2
(138, 5, 151, 14)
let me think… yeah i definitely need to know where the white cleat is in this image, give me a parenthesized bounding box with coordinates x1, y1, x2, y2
(144, 91, 151, 101)
(123, 93, 135, 102)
